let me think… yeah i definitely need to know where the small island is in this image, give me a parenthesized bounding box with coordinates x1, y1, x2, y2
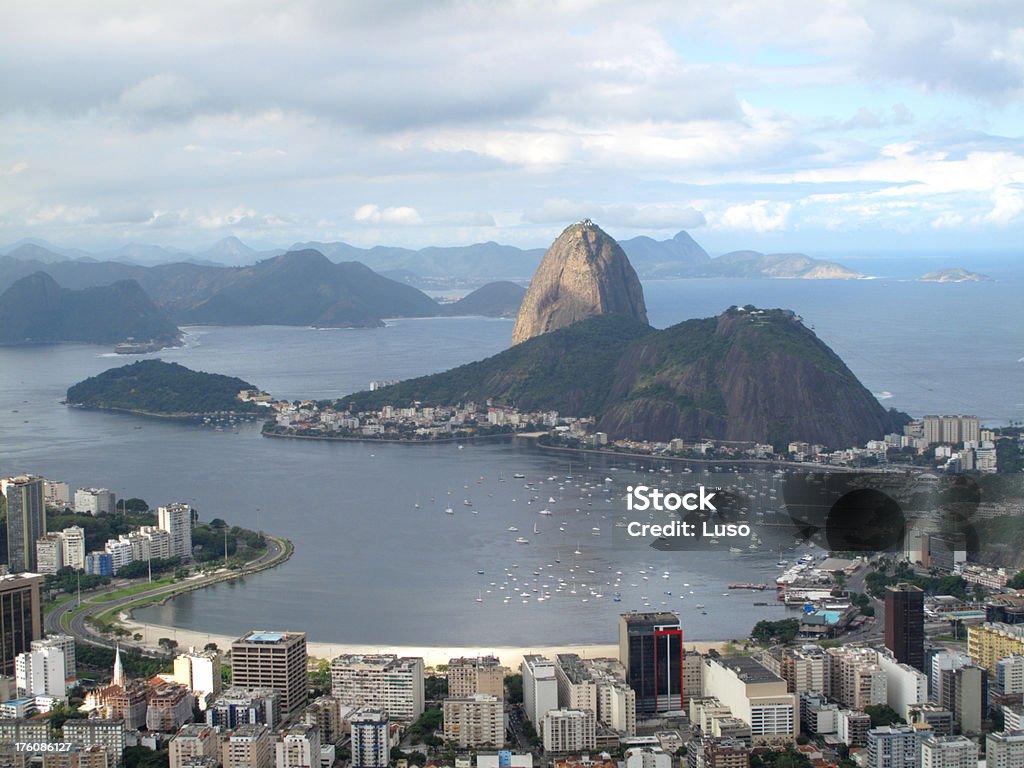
(918, 267, 993, 283)
(66, 359, 270, 419)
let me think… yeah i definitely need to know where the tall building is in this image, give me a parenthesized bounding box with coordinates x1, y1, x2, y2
(221, 723, 272, 768)
(3, 475, 46, 573)
(987, 730, 1024, 768)
(205, 687, 279, 730)
(930, 651, 971, 703)
(230, 631, 308, 716)
(146, 681, 195, 732)
(276, 723, 322, 768)
(920, 735, 977, 768)
(60, 526, 86, 571)
(619, 612, 684, 714)
(997, 656, 1024, 696)
(0, 573, 43, 677)
(61, 719, 126, 765)
(447, 655, 505, 698)
(302, 695, 343, 747)
(15, 645, 66, 697)
(521, 655, 558, 731)
(885, 584, 925, 671)
(330, 654, 424, 723)
(866, 725, 921, 768)
(443, 693, 505, 747)
(702, 656, 797, 746)
(172, 648, 222, 704)
(554, 654, 636, 735)
(34, 533, 64, 575)
(969, 623, 1024, 672)
(876, 651, 928, 720)
(169, 724, 221, 768)
(939, 665, 987, 734)
(158, 502, 193, 560)
(74, 488, 116, 516)
(542, 708, 597, 754)
(349, 707, 390, 768)
(32, 634, 75, 681)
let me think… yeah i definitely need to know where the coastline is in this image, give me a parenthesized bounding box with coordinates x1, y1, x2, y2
(116, 616, 729, 668)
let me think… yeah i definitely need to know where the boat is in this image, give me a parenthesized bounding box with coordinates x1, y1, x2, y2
(507, 526, 518, 532)
(475, 591, 484, 603)
(729, 547, 743, 554)
(513, 473, 526, 479)
(533, 522, 540, 535)
(538, 508, 553, 516)
(445, 507, 454, 515)
(515, 537, 530, 545)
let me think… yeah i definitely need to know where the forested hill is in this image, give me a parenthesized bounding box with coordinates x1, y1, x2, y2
(66, 359, 265, 416)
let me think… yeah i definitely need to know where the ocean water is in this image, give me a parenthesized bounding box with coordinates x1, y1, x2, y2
(0, 277, 1021, 645)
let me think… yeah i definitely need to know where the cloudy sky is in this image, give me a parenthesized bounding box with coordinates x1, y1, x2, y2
(2, 1, 1023, 255)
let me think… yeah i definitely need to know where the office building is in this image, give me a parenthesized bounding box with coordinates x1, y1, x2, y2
(920, 735, 976, 768)
(443, 693, 505, 748)
(231, 631, 307, 716)
(987, 730, 1024, 768)
(169, 724, 220, 768)
(60, 526, 86, 571)
(62, 720, 126, 767)
(172, 648, 221, 704)
(0, 573, 43, 677)
(74, 488, 116, 516)
(542, 709, 597, 754)
(703, 656, 796, 746)
(350, 707, 390, 768)
(35, 533, 64, 575)
(555, 654, 636, 734)
(276, 723, 322, 768)
(221, 723, 272, 768)
(522, 655, 558, 731)
(3, 475, 46, 573)
(15, 645, 66, 698)
(866, 725, 921, 768)
(619, 613, 684, 715)
(448, 655, 505, 698)
(158, 502, 193, 560)
(330, 654, 424, 723)
(886, 585, 925, 671)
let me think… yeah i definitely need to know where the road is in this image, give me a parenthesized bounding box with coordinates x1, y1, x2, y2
(45, 535, 289, 652)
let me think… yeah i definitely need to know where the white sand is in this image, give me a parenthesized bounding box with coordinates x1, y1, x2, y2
(119, 616, 729, 669)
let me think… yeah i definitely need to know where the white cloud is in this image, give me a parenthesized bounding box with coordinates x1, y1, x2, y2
(715, 201, 792, 232)
(353, 204, 422, 226)
(976, 186, 1024, 226)
(523, 200, 705, 230)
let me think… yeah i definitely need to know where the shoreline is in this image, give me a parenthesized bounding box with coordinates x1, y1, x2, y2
(115, 617, 731, 668)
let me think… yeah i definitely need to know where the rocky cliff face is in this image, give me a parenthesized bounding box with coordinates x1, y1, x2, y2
(511, 220, 648, 344)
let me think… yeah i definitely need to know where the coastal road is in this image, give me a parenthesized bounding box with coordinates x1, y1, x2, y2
(44, 536, 288, 652)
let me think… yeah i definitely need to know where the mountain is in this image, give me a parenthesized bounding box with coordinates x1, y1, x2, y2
(617, 230, 711, 277)
(441, 281, 526, 317)
(511, 220, 648, 344)
(337, 307, 898, 449)
(706, 251, 862, 279)
(66, 359, 263, 416)
(918, 268, 993, 283)
(0, 272, 180, 345)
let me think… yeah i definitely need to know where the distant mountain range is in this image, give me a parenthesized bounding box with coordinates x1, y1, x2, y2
(1, 230, 862, 284)
(918, 267, 993, 283)
(0, 272, 180, 345)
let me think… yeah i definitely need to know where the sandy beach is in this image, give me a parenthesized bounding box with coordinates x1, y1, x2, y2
(120, 616, 729, 669)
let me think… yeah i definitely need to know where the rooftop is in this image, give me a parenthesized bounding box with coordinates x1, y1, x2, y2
(715, 656, 784, 684)
(237, 630, 304, 645)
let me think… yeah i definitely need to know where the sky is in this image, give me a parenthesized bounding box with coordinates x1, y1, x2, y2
(2, 1, 1023, 256)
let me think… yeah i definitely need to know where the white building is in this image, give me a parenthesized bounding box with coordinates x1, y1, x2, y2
(920, 736, 977, 768)
(349, 708, 390, 768)
(542, 708, 596, 754)
(877, 652, 928, 721)
(276, 723, 322, 768)
(866, 725, 920, 768)
(44, 480, 70, 507)
(555, 654, 636, 735)
(174, 648, 222, 705)
(987, 730, 1024, 768)
(330, 654, 424, 723)
(15, 646, 66, 698)
(703, 656, 797, 746)
(140, 525, 173, 560)
(997, 656, 1024, 696)
(522, 655, 558, 733)
(75, 487, 116, 516)
(60, 526, 86, 571)
(159, 502, 194, 560)
(31, 635, 75, 681)
(930, 651, 970, 704)
(104, 538, 135, 574)
(624, 746, 673, 768)
(34, 533, 64, 575)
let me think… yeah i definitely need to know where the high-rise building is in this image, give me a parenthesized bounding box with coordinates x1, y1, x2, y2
(146, 681, 195, 732)
(554, 654, 636, 735)
(987, 730, 1024, 768)
(619, 612, 684, 715)
(349, 707, 390, 768)
(74, 488, 116, 516)
(302, 696, 343, 747)
(866, 725, 921, 768)
(34, 533, 64, 575)
(172, 648, 221, 704)
(920, 735, 977, 768)
(876, 651, 928, 720)
(997, 656, 1024, 696)
(15, 645, 66, 697)
(169, 724, 221, 768)
(447, 655, 505, 698)
(32, 635, 75, 681)
(3, 475, 46, 573)
(837, 709, 872, 748)
(61, 719, 126, 767)
(939, 665, 987, 734)
(885, 584, 925, 671)
(968, 623, 1024, 672)
(60, 526, 86, 571)
(702, 656, 797, 746)
(0, 573, 43, 677)
(205, 687, 279, 730)
(542, 708, 597, 754)
(443, 693, 505, 747)
(158, 502, 193, 561)
(230, 631, 308, 716)
(330, 654, 425, 723)
(221, 723, 272, 768)
(521, 655, 558, 731)
(276, 723, 322, 768)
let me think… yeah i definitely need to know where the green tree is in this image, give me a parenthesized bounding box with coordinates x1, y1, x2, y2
(864, 704, 904, 727)
(505, 673, 523, 704)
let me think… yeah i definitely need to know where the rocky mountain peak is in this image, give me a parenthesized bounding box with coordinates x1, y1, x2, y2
(511, 220, 648, 344)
